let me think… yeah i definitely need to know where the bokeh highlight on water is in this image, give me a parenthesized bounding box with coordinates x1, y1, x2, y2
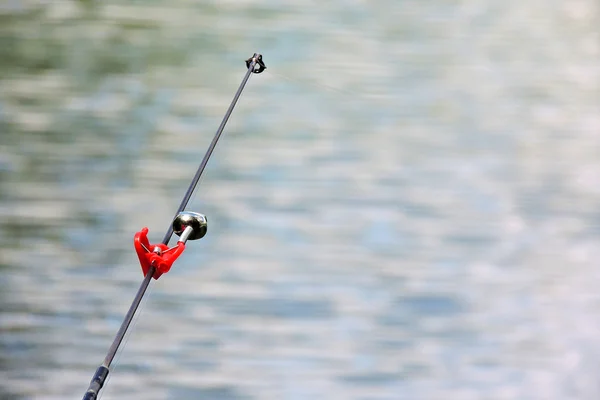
(0, 1, 598, 399)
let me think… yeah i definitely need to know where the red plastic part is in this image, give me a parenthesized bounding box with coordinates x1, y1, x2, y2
(134, 227, 186, 279)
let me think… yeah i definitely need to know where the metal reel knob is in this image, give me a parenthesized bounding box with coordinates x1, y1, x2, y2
(172, 211, 207, 242)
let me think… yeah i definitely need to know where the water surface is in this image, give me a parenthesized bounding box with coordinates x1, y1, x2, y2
(1, 1, 599, 399)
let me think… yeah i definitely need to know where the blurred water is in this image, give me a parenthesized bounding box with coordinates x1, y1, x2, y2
(0, 1, 599, 399)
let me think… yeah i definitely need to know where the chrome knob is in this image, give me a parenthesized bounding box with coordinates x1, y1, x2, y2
(172, 211, 207, 242)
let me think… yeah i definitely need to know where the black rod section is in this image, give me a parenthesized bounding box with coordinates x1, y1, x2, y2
(82, 53, 265, 400)
(161, 53, 265, 245)
(103, 269, 154, 368)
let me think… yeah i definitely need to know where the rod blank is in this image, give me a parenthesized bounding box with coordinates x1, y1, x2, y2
(81, 53, 265, 400)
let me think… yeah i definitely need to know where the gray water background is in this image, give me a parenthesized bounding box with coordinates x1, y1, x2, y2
(1, 1, 599, 399)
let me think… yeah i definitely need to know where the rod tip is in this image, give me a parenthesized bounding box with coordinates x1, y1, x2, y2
(246, 53, 266, 74)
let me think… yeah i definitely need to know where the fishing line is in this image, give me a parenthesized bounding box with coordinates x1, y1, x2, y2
(267, 70, 360, 96)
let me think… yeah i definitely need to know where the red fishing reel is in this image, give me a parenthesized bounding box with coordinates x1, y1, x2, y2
(134, 211, 207, 279)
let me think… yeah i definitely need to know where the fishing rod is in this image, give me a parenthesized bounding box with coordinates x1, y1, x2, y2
(82, 53, 267, 400)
